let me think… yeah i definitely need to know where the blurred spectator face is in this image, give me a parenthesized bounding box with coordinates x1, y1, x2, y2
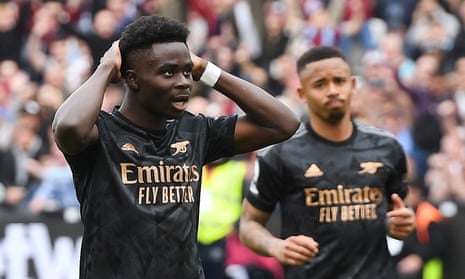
(380, 32, 405, 64)
(48, 37, 69, 62)
(43, 63, 66, 89)
(420, 20, 449, 53)
(93, 9, 118, 39)
(440, 128, 463, 158)
(309, 6, 331, 29)
(414, 54, 439, 80)
(0, 60, 19, 79)
(415, 0, 439, 18)
(216, 45, 234, 70)
(264, 1, 286, 37)
(36, 84, 64, 111)
(106, 0, 128, 17)
(0, 1, 19, 32)
(360, 50, 392, 86)
(32, 3, 62, 39)
(12, 114, 40, 151)
(301, 0, 323, 19)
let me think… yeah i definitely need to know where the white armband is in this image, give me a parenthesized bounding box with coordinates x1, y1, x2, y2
(199, 62, 222, 87)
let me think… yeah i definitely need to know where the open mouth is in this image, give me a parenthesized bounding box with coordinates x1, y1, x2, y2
(172, 95, 189, 111)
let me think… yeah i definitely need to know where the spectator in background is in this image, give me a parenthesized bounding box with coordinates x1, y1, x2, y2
(0, 0, 28, 64)
(394, 52, 450, 192)
(337, 0, 376, 72)
(197, 156, 249, 279)
(301, 2, 339, 49)
(186, 7, 210, 54)
(32, 84, 65, 156)
(234, 43, 268, 89)
(22, 1, 66, 79)
(0, 147, 18, 203)
(105, 0, 139, 33)
(447, 57, 465, 121)
(378, 31, 416, 82)
(23, 2, 92, 95)
(390, 182, 446, 279)
(404, 0, 460, 61)
(423, 126, 465, 279)
(447, 1, 465, 64)
(28, 128, 79, 213)
(374, 0, 416, 32)
(81, 9, 121, 72)
(0, 79, 14, 125)
(256, 0, 290, 96)
(5, 107, 43, 208)
(101, 83, 124, 113)
(231, 0, 262, 60)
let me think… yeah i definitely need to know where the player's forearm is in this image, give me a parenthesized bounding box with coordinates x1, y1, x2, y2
(239, 200, 277, 257)
(239, 218, 277, 257)
(214, 71, 299, 139)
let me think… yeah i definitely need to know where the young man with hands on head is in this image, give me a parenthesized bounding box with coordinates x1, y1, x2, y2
(239, 46, 416, 279)
(52, 14, 299, 279)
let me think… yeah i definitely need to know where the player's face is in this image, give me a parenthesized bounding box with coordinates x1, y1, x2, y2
(126, 42, 193, 120)
(297, 57, 356, 124)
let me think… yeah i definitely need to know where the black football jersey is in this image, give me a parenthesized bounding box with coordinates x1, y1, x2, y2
(246, 121, 408, 279)
(65, 110, 237, 279)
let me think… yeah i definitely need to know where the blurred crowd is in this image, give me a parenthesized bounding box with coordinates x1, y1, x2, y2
(1, 0, 465, 278)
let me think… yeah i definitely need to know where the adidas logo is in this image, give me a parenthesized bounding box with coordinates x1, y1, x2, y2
(304, 163, 324, 178)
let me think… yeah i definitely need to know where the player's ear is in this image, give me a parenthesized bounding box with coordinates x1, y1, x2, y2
(125, 70, 138, 90)
(351, 76, 358, 94)
(296, 87, 306, 103)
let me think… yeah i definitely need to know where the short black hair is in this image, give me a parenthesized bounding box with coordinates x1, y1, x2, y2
(119, 14, 190, 74)
(296, 46, 347, 73)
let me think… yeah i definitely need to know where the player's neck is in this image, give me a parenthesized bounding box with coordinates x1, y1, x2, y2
(310, 117, 353, 142)
(118, 103, 168, 131)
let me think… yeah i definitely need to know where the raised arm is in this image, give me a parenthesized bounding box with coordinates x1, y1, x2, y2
(52, 41, 121, 155)
(191, 53, 299, 154)
(239, 199, 319, 266)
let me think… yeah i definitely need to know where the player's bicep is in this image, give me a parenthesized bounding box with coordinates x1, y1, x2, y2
(233, 116, 288, 154)
(55, 125, 99, 156)
(241, 198, 271, 226)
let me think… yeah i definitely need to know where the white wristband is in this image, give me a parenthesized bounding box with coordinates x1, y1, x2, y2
(199, 62, 222, 87)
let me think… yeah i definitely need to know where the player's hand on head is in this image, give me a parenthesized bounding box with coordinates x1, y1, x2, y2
(100, 40, 122, 83)
(189, 51, 208, 81)
(386, 194, 415, 240)
(272, 235, 319, 266)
